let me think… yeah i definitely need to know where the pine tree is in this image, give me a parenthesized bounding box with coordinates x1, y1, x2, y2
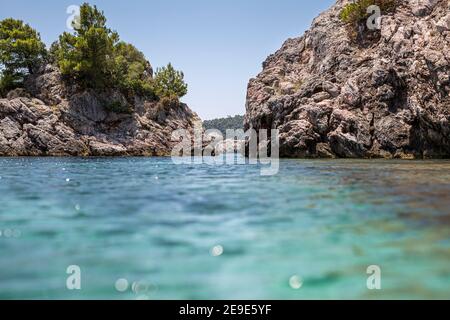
(0, 18, 46, 94)
(153, 63, 188, 99)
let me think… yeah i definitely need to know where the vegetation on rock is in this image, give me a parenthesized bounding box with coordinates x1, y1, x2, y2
(246, 0, 449, 159)
(51, 3, 153, 98)
(0, 3, 188, 112)
(153, 63, 188, 101)
(0, 19, 46, 95)
(112, 42, 155, 99)
(51, 4, 117, 89)
(340, 0, 398, 40)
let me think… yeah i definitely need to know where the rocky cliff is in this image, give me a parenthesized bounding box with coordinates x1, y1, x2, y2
(0, 65, 200, 156)
(245, 0, 450, 158)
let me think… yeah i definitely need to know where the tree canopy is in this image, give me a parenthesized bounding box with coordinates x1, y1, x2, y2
(153, 63, 188, 100)
(112, 41, 155, 98)
(52, 3, 119, 89)
(0, 18, 46, 94)
(0, 3, 188, 109)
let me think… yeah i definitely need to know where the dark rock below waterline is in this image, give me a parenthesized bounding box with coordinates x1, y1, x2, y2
(244, 0, 450, 159)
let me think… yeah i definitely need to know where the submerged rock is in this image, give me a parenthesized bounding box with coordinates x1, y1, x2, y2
(0, 65, 200, 156)
(245, 0, 450, 158)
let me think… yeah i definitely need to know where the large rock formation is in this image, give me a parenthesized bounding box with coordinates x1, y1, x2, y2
(245, 0, 450, 158)
(0, 65, 200, 156)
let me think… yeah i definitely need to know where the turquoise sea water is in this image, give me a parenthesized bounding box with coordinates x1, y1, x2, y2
(0, 157, 449, 300)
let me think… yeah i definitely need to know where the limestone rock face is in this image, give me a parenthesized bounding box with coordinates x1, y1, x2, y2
(245, 0, 450, 158)
(0, 65, 200, 156)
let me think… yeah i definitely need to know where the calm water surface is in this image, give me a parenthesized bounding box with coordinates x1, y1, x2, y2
(0, 157, 449, 299)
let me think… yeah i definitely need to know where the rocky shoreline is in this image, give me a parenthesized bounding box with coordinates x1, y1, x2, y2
(244, 0, 450, 159)
(1, 0, 449, 159)
(0, 65, 200, 156)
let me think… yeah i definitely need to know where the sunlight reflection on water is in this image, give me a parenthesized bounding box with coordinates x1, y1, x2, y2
(0, 157, 449, 299)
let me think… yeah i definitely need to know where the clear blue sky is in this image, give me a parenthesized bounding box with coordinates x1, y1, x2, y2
(0, 0, 334, 120)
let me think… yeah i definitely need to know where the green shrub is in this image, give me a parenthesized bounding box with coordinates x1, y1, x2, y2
(0, 72, 20, 96)
(340, 0, 398, 39)
(340, 0, 397, 23)
(149, 95, 180, 122)
(153, 63, 188, 100)
(158, 95, 181, 110)
(1, 3, 188, 114)
(112, 42, 156, 99)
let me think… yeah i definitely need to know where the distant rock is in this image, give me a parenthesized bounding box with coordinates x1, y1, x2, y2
(0, 64, 200, 156)
(245, 0, 450, 158)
